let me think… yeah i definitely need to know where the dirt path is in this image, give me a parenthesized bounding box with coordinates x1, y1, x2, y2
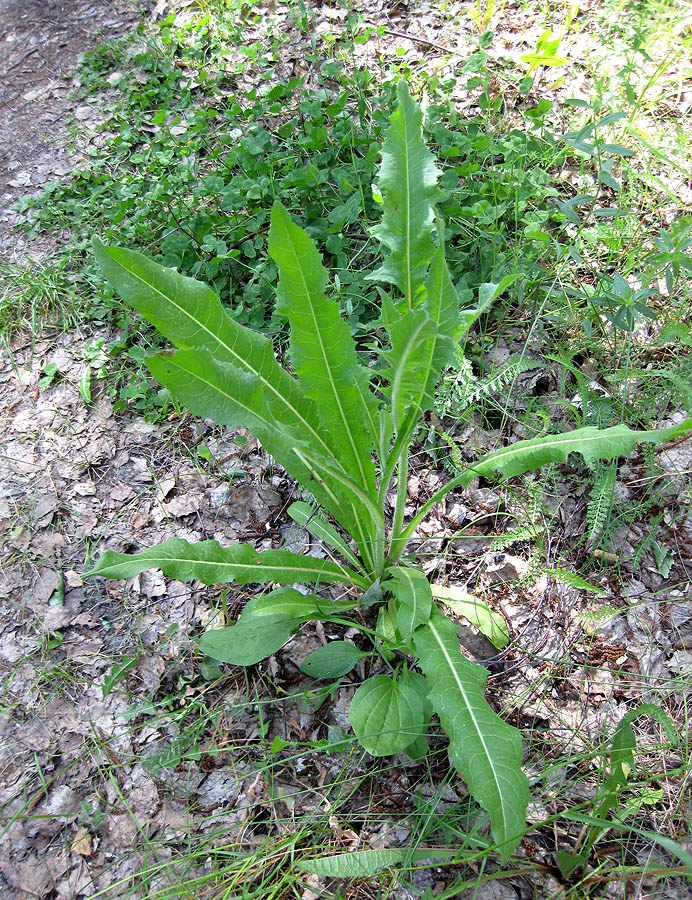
(0, 0, 142, 258)
(1, 3, 691, 898)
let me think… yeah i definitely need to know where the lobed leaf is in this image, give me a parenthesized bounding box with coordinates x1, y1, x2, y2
(383, 243, 464, 431)
(369, 80, 441, 307)
(87, 538, 369, 589)
(370, 84, 461, 431)
(380, 303, 438, 429)
(464, 419, 692, 485)
(413, 609, 528, 861)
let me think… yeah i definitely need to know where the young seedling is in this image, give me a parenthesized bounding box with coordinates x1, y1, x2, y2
(87, 81, 691, 862)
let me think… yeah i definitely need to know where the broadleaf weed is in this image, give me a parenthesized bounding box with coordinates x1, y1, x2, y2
(86, 81, 691, 866)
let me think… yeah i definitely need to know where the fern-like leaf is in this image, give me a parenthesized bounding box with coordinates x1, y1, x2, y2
(491, 524, 543, 551)
(587, 463, 617, 543)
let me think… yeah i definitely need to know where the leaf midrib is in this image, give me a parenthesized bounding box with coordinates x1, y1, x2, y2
(427, 617, 513, 838)
(101, 552, 366, 587)
(284, 230, 374, 498)
(402, 104, 413, 310)
(476, 424, 676, 474)
(113, 251, 348, 479)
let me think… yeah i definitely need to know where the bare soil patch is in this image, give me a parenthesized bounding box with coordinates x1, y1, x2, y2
(1, 1, 691, 898)
(0, 0, 143, 258)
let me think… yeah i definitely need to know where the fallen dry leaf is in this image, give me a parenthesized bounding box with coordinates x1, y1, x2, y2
(70, 827, 92, 857)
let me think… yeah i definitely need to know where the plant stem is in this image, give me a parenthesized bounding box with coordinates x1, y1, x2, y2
(389, 445, 410, 562)
(389, 470, 471, 564)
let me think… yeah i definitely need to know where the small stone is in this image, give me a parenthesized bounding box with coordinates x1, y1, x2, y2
(8, 171, 32, 187)
(45, 785, 80, 820)
(447, 501, 468, 524)
(73, 481, 96, 496)
(209, 484, 229, 508)
(65, 570, 83, 588)
(41, 606, 72, 632)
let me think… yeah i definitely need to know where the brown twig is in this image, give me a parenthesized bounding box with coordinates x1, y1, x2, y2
(363, 24, 459, 56)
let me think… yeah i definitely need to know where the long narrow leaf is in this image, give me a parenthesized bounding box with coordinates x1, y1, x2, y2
(369, 81, 440, 307)
(463, 419, 692, 486)
(380, 303, 437, 428)
(146, 349, 362, 537)
(93, 239, 317, 438)
(269, 202, 380, 482)
(370, 91, 460, 432)
(561, 813, 692, 880)
(397, 418, 692, 555)
(88, 538, 369, 589)
(92, 239, 370, 539)
(409, 243, 461, 418)
(287, 501, 365, 573)
(294, 446, 386, 571)
(267, 204, 380, 561)
(300, 848, 457, 878)
(413, 609, 528, 861)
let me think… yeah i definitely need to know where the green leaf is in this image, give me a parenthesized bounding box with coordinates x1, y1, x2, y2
(349, 673, 426, 756)
(381, 303, 437, 429)
(146, 351, 345, 523)
(545, 567, 604, 594)
(556, 849, 588, 879)
(399, 667, 433, 720)
(463, 420, 692, 486)
(474, 274, 519, 321)
(299, 848, 455, 877)
(431, 584, 509, 649)
(413, 608, 528, 861)
(420, 240, 463, 367)
(380, 244, 461, 429)
(369, 80, 440, 308)
(199, 616, 298, 665)
(102, 654, 139, 698)
(300, 641, 369, 679)
(561, 813, 692, 880)
(92, 238, 368, 547)
(87, 538, 368, 589)
(268, 203, 378, 496)
(369, 87, 461, 433)
(287, 501, 364, 573)
(403, 733, 429, 762)
(293, 446, 386, 562)
(242, 587, 356, 619)
(375, 604, 400, 657)
(385, 566, 433, 642)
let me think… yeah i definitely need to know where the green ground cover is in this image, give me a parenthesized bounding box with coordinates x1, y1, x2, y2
(2, 0, 691, 897)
